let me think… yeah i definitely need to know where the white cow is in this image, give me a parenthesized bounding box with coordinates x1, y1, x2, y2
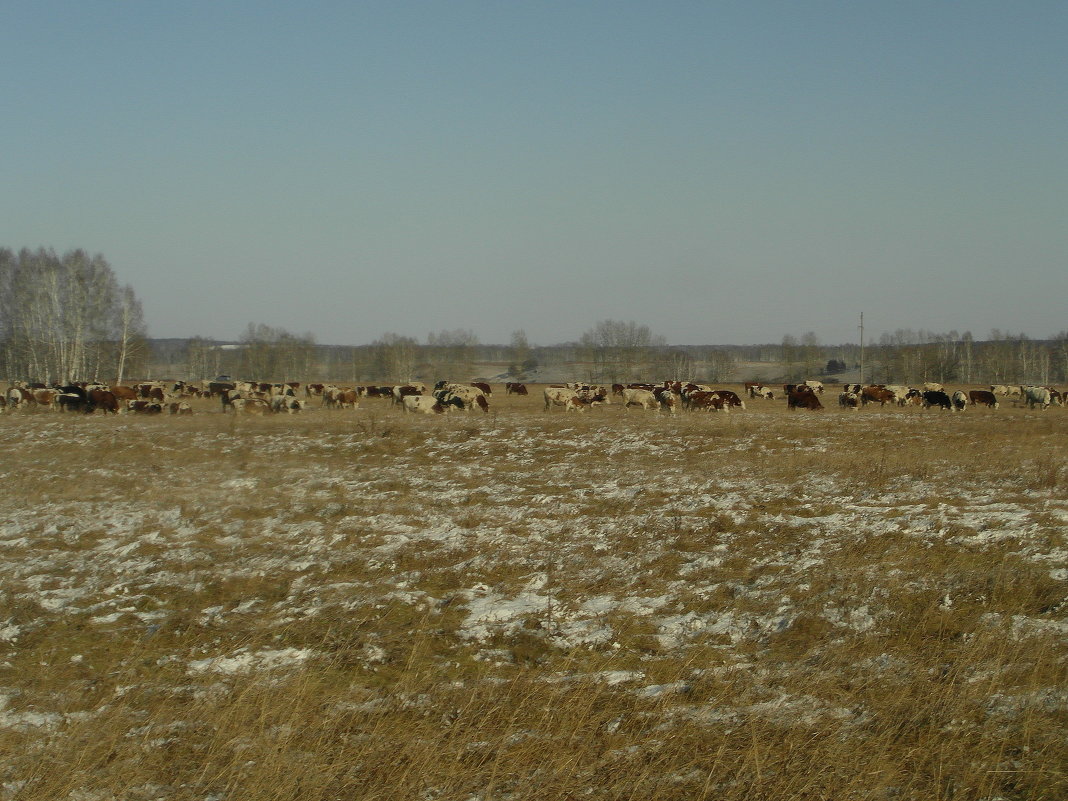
(951, 390, 968, 412)
(402, 395, 446, 414)
(802, 380, 824, 394)
(621, 388, 659, 411)
(922, 382, 944, 392)
(1023, 386, 1052, 410)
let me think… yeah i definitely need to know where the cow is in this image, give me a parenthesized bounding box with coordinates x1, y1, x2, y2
(109, 385, 138, 403)
(990, 385, 1022, 399)
(788, 386, 823, 410)
(229, 397, 270, 415)
(686, 391, 728, 412)
(1023, 386, 1053, 410)
(402, 394, 448, 414)
(901, 388, 925, 406)
(709, 390, 745, 410)
(543, 386, 583, 412)
(922, 390, 953, 410)
(802, 380, 824, 394)
(6, 387, 35, 410)
(505, 382, 528, 395)
(838, 391, 860, 410)
(471, 382, 492, 395)
(861, 385, 896, 407)
(270, 395, 304, 414)
(87, 389, 119, 414)
(621, 388, 659, 411)
(653, 387, 679, 415)
(968, 390, 999, 409)
(208, 381, 236, 397)
(127, 399, 163, 414)
(168, 401, 194, 415)
(1049, 388, 1064, 406)
(951, 390, 968, 412)
(748, 385, 774, 400)
(434, 384, 488, 412)
(922, 382, 944, 393)
(336, 390, 360, 409)
(391, 385, 422, 405)
(842, 383, 863, 394)
(29, 389, 59, 410)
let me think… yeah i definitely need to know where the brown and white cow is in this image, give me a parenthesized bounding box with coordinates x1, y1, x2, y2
(402, 394, 448, 414)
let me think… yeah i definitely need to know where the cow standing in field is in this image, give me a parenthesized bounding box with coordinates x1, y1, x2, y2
(968, 390, 999, 409)
(1023, 386, 1053, 410)
(506, 383, 528, 395)
(922, 390, 953, 410)
(621, 388, 659, 412)
(951, 390, 968, 412)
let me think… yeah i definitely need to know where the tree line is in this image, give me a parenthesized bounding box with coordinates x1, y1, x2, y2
(0, 248, 147, 384)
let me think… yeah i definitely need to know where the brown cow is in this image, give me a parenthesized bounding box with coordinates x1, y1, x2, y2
(861, 386, 896, 406)
(788, 386, 823, 410)
(506, 382, 528, 395)
(88, 390, 120, 414)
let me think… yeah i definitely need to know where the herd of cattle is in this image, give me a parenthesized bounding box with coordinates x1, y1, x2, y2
(1, 377, 1063, 417)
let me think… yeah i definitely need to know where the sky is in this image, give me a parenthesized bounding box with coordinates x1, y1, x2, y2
(3, 1, 1066, 346)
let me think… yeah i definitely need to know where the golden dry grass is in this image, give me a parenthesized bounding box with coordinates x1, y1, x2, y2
(0, 384, 1065, 800)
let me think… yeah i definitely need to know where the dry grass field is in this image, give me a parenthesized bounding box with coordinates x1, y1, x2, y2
(1, 385, 1066, 800)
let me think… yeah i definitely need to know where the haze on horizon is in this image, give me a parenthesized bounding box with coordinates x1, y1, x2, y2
(3, 2, 1065, 347)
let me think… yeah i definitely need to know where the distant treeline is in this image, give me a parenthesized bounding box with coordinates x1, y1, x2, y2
(144, 326, 1068, 386)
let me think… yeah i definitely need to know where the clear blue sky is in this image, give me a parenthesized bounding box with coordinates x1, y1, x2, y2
(3, 1, 1066, 346)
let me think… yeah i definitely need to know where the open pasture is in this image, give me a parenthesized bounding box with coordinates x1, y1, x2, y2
(1, 385, 1066, 800)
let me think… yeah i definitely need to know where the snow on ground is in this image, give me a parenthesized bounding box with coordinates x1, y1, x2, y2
(0, 410, 1065, 751)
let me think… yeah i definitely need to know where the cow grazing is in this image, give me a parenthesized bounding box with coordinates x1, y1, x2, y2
(922, 390, 953, 410)
(710, 390, 745, 410)
(621, 388, 659, 411)
(1023, 386, 1053, 410)
(951, 390, 968, 412)
(229, 397, 270, 415)
(127, 399, 163, 414)
(168, 401, 194, 415)
(6, 387, 35, 410)
(85, 389, 119, 414)
(434, 384, 488, 412)
(653, 387, 679, 415)
(505, 382, 528, 395)
(543, 386, 586, 412)
(271, 395, 305, 414)
(861, 386, 896, 407)
(968, 390, 999, 409)
(838, 391, 860, 410)
(686, 391, 727, 412)
(922, 382, 945, 393)
(471, 382, 492, 395)
(402, 394, 448, 414)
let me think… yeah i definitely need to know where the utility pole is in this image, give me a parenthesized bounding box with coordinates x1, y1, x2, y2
(859, 312, 865, 385)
